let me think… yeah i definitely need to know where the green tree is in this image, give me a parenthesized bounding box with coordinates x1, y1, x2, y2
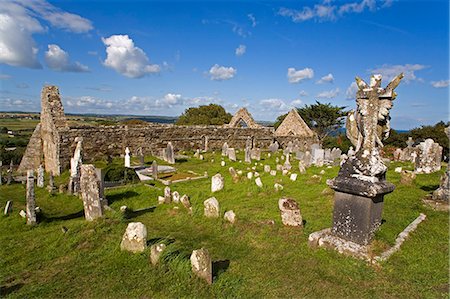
(176, 104, 232, 125)
(411, 121, 449, 159)
(274, 101, 348, 143)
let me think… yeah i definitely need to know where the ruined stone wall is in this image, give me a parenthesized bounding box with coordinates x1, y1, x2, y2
(58, 124, 275, 169)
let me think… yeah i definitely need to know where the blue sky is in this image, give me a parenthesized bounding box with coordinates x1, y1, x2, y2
(0, 0, 448, 129)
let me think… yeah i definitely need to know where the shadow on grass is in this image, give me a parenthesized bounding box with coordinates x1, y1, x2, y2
(147, 237, 176, 246)
(0, 283, 24, 296)
(213, 260, 230, 279)
(420, 185, 439, 192)
(39, 210, 84, 223)
(107, 190, 139, 204)
(123, 206, 156, 219)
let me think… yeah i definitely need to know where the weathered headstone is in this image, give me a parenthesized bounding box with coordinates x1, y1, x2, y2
(245, 136, 252, 149)
(228, 167, 238, 182)
(347, 146, 355, 157)
(250, 148, 261, 161)
(227, 148, 236, 162)
(80, 164, 104, 221)
(26, 170, 37, 225)
(330, 148, 342, 162)
(414, 139, 442, 174)
(290, 173, 298, 181)
(244, 147, 251, 163)
(164, 186, 171, 204)
(69, 137, 83, 194)
(255, 177, 263, 188)
(211, 173, 224, 192)
(204, 197, 220, 218)
(124, 147, 131, 167)
(274, 183, 284, 191)
(324, 149, 332, 162)
(120, 222, 147, 253)
(270, 170, 277, 176)
(432, 170, 450, 202)
(221, 142, 229, 156)
(326, 73, 403, 245)
(172, 191, 180, 203)
(264, 165, 271, 173)
(166, 142, 175, 164)
(393, 148, 402, 161)
(37, 164, 44, 188)
(220, 161, 226, 167)
(138, 147, 145, 167)
(247, 172, 253, 180)
(180, 194, 192, 213)
(278, 198, 302, 227)
(224, 210, 236, 223)
(150, 243, 167, 265)
(152, 160, 158, 179)
(298, 161, 306, 174)
(269, 141, 279, 153)
(190, 248, 213, 284)
(303, 151, 312, 168)
(400, 170, 416, 185)
(400, 137, 417, 162)
(47, 171, 55, 193)
(312, 149, 325, 167)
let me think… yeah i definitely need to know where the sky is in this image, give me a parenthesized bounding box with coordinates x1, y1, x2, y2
(0, 0, 448, 130)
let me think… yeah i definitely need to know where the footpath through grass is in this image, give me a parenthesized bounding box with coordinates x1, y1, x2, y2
(0, 151, 448, 298)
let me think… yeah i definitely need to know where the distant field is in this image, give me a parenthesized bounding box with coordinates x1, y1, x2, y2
(0, 119, 39, 131)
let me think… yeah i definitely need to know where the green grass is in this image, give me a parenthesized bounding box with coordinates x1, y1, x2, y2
(0, 151, 448, 298)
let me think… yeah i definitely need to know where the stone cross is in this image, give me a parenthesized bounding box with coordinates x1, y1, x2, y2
(37, 164, 44, 188)
(26, 170, 37, 225)
(124, 147, 131, 168)
(80, 164, 104, 221)
(406, 137, 414, 148)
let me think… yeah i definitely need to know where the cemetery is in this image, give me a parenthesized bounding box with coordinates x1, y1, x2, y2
(0, 74, 448, 298)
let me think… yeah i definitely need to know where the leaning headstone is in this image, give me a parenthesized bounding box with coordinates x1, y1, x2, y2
(414, 138, 442, 174)
(19, 210, 26, 218)
(166, 142, 175, 164)
(298, 161, 306, 174)
(221, 142, 229, 156)
(4, 200, 13, 215)
(204, 197, 220, 218)
(124, 147, 131, 167)
(190, 248, 213, 284)
(37, 164, 44, 188)
(80, 164, 104, 221)
(120, 222, 147, 253)
(194, 149, 200, 158)
(164, 186, 171, 204)
(278, 198, 302, 227)
(255, 177, 263, 188)
(227, 148, 236, 162)
(211, 173, 224, 192)
(150, 243, 167, 265)
(26, 170, 37, 225)
(224, 210, 236, 223)
(180, 194, 192, 213)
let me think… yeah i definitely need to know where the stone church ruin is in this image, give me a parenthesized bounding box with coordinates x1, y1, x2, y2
(19, 86, 318, 175)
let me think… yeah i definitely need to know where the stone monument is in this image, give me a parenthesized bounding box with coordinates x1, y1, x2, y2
(80, 164, 104, 221)
(26, 170, 37, 225)
(326, 73, 403, 245)
(124, 147, 131, 168)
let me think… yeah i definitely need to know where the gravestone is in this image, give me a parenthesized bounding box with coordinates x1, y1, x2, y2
(7, 160, 13, 185)
(303, 151, 312, 168)
(190, 248, 213, 284)
(222, 142, 229, 156)
(347, 146, 355, 157)
(298, 161, 306, 174)
(166, 142, 175, 164)
(264, 165, 271, 173)
(26, 170, 37, 225)
(124, 147, 131, 167)
(138, 147, 145, 167)
(47, 171, 55, 193)
(393, 148, 402, 161)
(400, 137, 417, 162)
(255, 177, 263, 188)
(312, 149, 325, 166)
(400, 170, 416, 185)
(330, 148, 342, 161)
(69, 137, 83, 194)
(269, 141, 279, 153)
(278, 198, 302, 227)
(164, 186, 171, 204)
(274, 183, 283, 191)
(414, 139, 442, 174)
(290, 173, 298, 181)
(4, 200, 13, 215)
(0, 161, 2, 185)
(152, 160, 158, 179)
(433, 170, 450, 202)
(224, 210, 236, 223)
(120, 222, 147, 253)
(172, 191, 180, 203)
(80, 164, 104, 221)
(150, 243, 167, 265)
(180, 194, 192, 213)
(194, 149, 200, 158)
(229, 167, 238, 182)
(245, 136, 252, 149)
(37, 164, 44, 188)
(204, 197, 220, 218)
(251, 148, 261, 161)
(296, 151, 304, 161)
(227, 148, 236, 162)
(324, 149, 332, 162)
(211, 174, 224, 192)
(327, 73, 403, 245)
(244, 148, 251, 163)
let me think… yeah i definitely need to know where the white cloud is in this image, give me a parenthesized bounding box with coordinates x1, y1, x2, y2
(155, 93, 183, 107)
(248, 14, 257, 27)
(45, 44, 89, 72)
(259, 98, 289, 111)
(290, 99, 303, 106)
(208, 64, 237, 81)
(65, 96, 113, 109)
(102, 35, 160, 78)
(369, 64, 427, 82)
(317, 73, 334, 84)
(317, 88, 340, 99)
(431, 80, 450, 88)
(278, 0, 386, 23)
(287, 67, 314, 83)
(345, 82, 358, 99)
(0, 0, 92, 69)
(235, 44, 246, 56)
(299, 90, 308, 97)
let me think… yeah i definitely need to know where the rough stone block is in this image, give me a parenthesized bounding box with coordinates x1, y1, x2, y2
(120, 222, 147, 253)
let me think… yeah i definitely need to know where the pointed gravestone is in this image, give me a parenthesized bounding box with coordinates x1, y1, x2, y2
(80, 164, 104, 221)
(222, 142, 229, 156)
(190, 248, 213, 284)
(124, 147, 131, 167)
(227, 148, 236, 162)
(26, 170, 37, 225)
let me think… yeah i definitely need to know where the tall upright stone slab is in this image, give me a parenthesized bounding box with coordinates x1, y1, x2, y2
(244, 147, 251, 163)
(222, 142, 229, 156)
(151, 160, 158, 179)
(80, 164, 104, 221)
(124, 147, 131, 167)
(326, 73, 403, 245)
(26, 170, 37, 225)
(69, 137, 83, 194)
(227, 148, 236, 162)
(190, 248, 213, 284)
(37, 164, 44, 188)
(166, 142, 175, 164)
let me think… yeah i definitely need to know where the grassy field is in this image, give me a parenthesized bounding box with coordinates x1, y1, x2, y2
(0, 151, 448, 298)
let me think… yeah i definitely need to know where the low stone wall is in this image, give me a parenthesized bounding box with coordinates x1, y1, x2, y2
(58, 124, 277, 169)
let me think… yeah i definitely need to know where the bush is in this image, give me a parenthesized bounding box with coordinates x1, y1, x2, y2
(322, 134, 352, 152)
(176, 104, 232, 125)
